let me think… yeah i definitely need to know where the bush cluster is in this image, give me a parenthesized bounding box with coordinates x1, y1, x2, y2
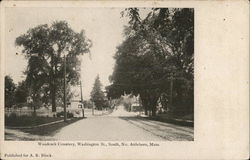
(56, 111, 74, 118)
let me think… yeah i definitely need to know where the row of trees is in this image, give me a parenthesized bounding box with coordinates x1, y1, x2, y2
(5, 21, 92, 112)
(5, 76, 28, 108)
(106, 8, 194, 116)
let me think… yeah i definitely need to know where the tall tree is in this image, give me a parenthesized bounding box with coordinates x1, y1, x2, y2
(122, 8, 194, 78)
(15, 21, 92, 112)
(106, 34, 165, 116)
(5, 76, 16, 108)
(15, 80, 29, 105)
(107, 8, 194, 116)
(90, 75, 105, 110)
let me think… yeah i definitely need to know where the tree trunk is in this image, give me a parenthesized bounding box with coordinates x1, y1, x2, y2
(51, 54, 57, 113)
(33, 102, 36, 116)
(140, 89, 160, 117)
(152, 97, 158, 117)
(149, 91, 160, 117)
(151, 104, 156, 117)
(140, 93, 148, 116)
(32, 94, 37, 116)
(51, 82, 56, 112)
(144, 105, 148, 115)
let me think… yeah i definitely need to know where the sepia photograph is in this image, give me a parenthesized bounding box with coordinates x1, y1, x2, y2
(1, 0, 249, 160)
(4, 7, 194, 141)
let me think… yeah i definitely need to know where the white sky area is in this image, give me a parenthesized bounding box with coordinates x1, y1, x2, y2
(5, 7, 149, 100)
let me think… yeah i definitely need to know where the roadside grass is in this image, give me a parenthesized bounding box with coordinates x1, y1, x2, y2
(5, 114, 84, 136)
(20, 118, 83, 136)
(5, 114, 64, 127)
(145, 116, 194, 127)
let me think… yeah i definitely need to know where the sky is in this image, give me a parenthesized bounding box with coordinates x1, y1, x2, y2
(5, 7, 132, 100)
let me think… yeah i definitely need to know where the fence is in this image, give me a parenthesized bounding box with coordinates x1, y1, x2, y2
(5, 106, 85, 117)
(5, 107, 63, 117)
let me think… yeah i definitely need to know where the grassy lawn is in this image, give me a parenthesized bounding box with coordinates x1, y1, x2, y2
(146, 116, 194, 127)
(20, 118, 83, 136)
(5, 115, 64, 127)
(5, 114, 84, 136)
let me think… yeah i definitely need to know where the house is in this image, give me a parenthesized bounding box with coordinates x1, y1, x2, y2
(67, 100, 84, 117)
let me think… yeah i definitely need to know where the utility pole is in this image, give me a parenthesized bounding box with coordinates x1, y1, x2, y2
(63, 54, 67, 122)
(80, 81, 83, 103)
(92, 101, 94, 115)
(80, 81, 84, 117)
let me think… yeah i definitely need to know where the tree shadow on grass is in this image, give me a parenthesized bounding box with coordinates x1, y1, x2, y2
(19, 118, 85, 136)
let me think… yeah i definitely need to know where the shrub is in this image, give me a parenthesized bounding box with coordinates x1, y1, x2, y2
(56, 111, 74, 118)
(8, 112, 17, 119)
(67, 112, 74, 118)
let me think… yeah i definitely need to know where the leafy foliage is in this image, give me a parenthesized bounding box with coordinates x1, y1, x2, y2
(90, 75, 105, 110)
(5, 76, 16, 108)
(107, 8, 194, 116)
(15, 80, 29, 104)
(15, 21, 92, 112)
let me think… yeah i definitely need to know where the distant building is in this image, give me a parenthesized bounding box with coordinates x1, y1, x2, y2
(26, 96, 33, 103)
(67, 100, 83, 117)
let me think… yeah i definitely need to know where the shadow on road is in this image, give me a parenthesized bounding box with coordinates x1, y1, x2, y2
(119, 116, 194, 141)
